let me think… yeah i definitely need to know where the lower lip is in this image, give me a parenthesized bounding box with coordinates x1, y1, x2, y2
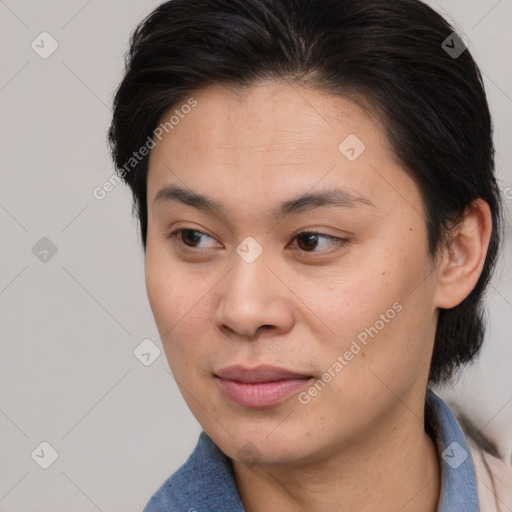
(217, 377, 312, 408)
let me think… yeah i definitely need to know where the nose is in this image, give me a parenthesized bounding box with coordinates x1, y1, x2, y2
(214, 254, 295, 339)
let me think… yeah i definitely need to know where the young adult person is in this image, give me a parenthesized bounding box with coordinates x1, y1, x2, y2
(108, 0, 510, 510)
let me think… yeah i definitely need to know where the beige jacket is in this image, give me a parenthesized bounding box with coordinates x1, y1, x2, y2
(457, 414, 512, 511)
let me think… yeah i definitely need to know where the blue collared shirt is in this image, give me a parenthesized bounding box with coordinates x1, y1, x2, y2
(143, 391, 479, 511)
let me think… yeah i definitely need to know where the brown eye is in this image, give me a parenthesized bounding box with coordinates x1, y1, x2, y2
(296, 232, 320, 251)
(180, 229, 203, 247)
(167, 228, 220, 249)
(292, 231, 348, 253)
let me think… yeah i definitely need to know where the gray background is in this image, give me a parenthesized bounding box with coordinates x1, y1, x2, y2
(0, 1, 511, 511)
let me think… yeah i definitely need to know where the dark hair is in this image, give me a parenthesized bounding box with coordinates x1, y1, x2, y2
(108, 0, 502, 385)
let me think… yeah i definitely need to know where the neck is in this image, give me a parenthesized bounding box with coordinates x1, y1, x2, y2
(233, 403, 441, 512)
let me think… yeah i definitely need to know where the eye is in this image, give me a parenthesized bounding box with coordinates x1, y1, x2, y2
(168, 228, 220, 249)
(291, 230, 348, 253)
(167, 228, 348, 254)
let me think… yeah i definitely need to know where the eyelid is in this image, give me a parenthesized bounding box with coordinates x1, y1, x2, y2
(293, 226, 353, 237)
(293, 227, 344, 238)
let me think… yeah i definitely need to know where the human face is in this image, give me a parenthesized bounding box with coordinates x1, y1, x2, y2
(145, 80, 439, 465)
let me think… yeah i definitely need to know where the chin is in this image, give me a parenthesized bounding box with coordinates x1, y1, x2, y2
(207, 422, 314, 466)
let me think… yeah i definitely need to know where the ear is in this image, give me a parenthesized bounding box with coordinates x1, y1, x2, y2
(433, 199, 493, 309)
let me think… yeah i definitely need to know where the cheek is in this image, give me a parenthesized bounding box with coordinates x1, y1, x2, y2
(145, 244, 192, 338)
(304, 263, 400, 341)
(144, 243, 214, 371)
(145, 236, 197, 311)
(145, 249, 171, 326)
(315, 242, 434, 368)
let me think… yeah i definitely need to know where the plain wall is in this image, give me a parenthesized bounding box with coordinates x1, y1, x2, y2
(0, 1, 510, 510)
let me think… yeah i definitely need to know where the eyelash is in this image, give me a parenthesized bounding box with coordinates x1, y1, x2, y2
(166, 228, 349, 254)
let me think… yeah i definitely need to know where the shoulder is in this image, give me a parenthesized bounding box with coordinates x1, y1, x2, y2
(426, 390, 512, 511)
(142, 431, 244, 512)
(142, 453, 199, 512)
(454, 410, 512, 511)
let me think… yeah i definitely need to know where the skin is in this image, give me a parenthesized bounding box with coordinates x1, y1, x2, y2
(145, 80, 492, 512)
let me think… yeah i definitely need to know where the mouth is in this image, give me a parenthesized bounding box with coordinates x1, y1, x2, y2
(214, 365, 314, 408)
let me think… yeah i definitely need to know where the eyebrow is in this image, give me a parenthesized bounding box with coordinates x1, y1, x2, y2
(153, 184, 375, 218)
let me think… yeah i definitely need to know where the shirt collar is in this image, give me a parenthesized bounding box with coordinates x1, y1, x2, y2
(427, 390, 479, 512)
(144, 391, 479, 511)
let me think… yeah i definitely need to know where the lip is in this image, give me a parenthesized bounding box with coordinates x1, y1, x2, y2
(215, 365, 313, 408)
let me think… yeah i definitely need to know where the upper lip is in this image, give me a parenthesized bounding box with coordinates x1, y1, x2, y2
(215, 365, 312, 383)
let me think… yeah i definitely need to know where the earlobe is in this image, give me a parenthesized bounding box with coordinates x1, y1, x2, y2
(433, 199, 492, 309)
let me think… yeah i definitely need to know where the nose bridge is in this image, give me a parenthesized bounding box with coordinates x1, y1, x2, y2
(215, 243, 293, 336)
(227, 245, 271, 303)
(226, 234, 270, 294)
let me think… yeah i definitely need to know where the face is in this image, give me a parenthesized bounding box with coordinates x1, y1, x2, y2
(145, 80, 440, 467)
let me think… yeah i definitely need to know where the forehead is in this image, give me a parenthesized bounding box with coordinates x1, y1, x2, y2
(146, 80, 422, 219)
